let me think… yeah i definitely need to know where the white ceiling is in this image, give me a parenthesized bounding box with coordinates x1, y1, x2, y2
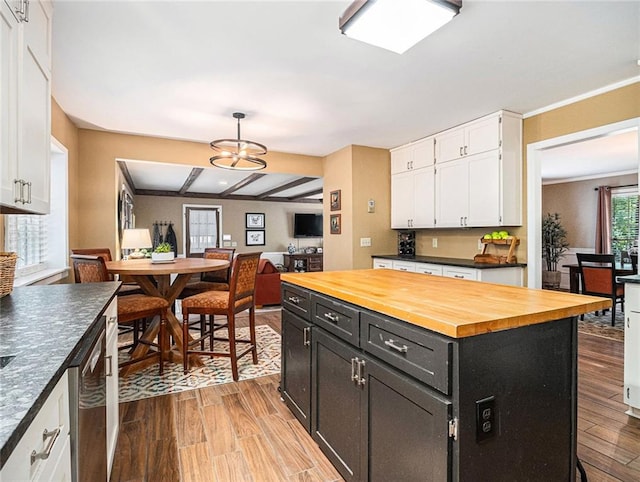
(52, 0, 640, 189)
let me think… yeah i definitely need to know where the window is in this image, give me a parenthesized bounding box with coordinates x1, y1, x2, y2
(611, 185, 639, 261)
(4, 139, 68, 284)
(183, 205, 221, 256)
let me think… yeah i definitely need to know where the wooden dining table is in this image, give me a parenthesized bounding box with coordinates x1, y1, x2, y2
(562, 263, 635, 294)
(106, 257, 230, 375)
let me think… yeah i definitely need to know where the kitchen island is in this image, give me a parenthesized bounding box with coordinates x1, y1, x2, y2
(280, 269, 610, 481)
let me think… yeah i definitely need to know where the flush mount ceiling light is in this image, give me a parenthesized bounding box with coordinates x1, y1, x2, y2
(339, 0, 461, 54)
(210, 112, 267, 171)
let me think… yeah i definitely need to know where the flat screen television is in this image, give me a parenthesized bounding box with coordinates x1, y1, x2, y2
(294, 213, 323, 238)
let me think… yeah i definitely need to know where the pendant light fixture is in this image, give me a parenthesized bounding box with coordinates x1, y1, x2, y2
(210, 112, 267, 171)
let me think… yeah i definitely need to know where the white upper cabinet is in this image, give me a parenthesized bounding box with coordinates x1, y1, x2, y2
(435, 113, 502, 164)
(391, 137, 435, 229)
(0, 0, 51, 214)
(391, 136, 434, 174)
(391, 110, 522, 229)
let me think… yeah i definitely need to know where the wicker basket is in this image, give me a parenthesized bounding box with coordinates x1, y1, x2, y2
(0, 252, 18, 297)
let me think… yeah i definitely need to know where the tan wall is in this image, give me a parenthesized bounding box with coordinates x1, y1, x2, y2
(134, 195, 322, 256)
(351, 146, 396, 269)
(75, 129, 323, 258)
(322, 146, 353, 271)
(542, 173, 638, 249)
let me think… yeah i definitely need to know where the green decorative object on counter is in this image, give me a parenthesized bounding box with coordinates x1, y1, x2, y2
(151, 242, 175, 262)
(542, 212, 570, 289)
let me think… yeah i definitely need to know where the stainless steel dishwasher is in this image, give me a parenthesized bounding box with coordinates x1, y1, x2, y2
(68, 320, 107, 482)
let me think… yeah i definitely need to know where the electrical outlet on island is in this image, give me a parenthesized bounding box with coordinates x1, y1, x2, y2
(432, 238, 438, 248)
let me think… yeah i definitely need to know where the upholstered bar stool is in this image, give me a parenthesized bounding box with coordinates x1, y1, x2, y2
(71, 254, 169, 374)
(181, 252, 261, 381)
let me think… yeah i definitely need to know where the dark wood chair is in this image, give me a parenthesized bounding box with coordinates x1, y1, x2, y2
(70, 247, 142, 295)
(576, 253, 625, 326)
(180, 248, 235, 349)
(70, 254, 169, 374)
(181, 252, 261, 380)
(631, 253, 638, 273)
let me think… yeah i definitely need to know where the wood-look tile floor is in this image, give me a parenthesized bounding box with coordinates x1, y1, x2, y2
(111, 312, 640, 481)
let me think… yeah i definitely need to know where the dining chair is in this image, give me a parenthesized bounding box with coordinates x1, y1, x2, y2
(631, 253, 638, 273)
(576, 253, 624, 326)
(70, 254, 169, 374)
(181, 252, 261, 381)
(71, 248, 142, 295)
(179, 248, 235, 349)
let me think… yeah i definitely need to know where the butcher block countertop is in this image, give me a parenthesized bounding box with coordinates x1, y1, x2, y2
(280, 269, 611, 338)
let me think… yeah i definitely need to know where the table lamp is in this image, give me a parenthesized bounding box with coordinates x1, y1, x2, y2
(121, 228, 152, 259)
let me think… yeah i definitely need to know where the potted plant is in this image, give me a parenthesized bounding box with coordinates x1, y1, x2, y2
(542, 213, 569, 289)
(151, 242, 175, 262)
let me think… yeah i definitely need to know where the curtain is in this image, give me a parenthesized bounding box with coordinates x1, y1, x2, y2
(595, 186, 612, 254)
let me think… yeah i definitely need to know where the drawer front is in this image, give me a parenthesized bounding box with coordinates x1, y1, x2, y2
(372, 258, 393, 269)
(627, 284, 640, 312)
(361, 311, 452, 395)
(415, 263, 443, 276)
(311, 293, 360, 346)
(282, 283, 311, 321)
(2, 372, 70, 481)
(443, 266, 477, 280)
(392, 260, 416, 272)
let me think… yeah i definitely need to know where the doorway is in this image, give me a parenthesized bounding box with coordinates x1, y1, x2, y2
(526, 118, 640, 288)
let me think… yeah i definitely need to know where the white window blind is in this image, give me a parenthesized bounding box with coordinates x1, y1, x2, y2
(611, 185, 639, 260)
(5, 215, 48, 276)
(186, 207, 219, 255)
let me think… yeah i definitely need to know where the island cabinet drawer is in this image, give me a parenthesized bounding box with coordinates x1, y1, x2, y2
(361, 312, 453, 395)
(443, 266, 477, 281)
(311, 293, 360, 346)
(282, 284, 311, 321)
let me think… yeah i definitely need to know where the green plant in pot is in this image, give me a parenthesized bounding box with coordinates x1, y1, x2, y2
(542, 213, 569, 289)
(151, 242, 174, 262)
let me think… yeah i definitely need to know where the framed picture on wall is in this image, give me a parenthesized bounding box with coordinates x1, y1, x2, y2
(330, 190, 341, 211)
(246, 213, 265, 229)
(246, 230, 265, 246)
(330, 214, 341, 235)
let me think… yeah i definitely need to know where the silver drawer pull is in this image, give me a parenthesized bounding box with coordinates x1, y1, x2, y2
(384, 339, 408, 353)
(30, 427, 60, 465)
(303, 327, 311, 347)
(287, 296, 300, 305)
(454, 275, 465, 279)
(324, 312, 339, 323)
(105, 355, 113, 377)
(351, 357, 359, 382)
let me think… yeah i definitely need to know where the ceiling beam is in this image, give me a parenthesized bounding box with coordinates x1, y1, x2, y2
(256, 176, 317, 199)
(178, 168, 204, 195)
(135, 189, 322, 204)
(288, 188, 323, 201)
(219, 173, 266, 196)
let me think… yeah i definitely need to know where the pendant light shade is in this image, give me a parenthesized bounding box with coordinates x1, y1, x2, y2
(210, 112, 267, 171)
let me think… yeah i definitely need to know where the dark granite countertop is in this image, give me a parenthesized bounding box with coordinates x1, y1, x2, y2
(0, 282, 119, 467)
(617, 274, 640, 284)
(372, 254, 527, 269)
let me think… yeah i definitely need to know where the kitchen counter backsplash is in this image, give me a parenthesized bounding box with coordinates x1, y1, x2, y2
(0, 282, 119, 467)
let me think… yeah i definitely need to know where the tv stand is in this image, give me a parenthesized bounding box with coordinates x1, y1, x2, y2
(284, 253, 323, 273)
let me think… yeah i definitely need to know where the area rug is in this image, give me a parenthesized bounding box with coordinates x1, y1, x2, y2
(118, 324, 281, 403)
(577, 310, 624, 342)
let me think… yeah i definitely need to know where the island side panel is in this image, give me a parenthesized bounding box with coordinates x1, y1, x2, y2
(452, 317, 577, 481)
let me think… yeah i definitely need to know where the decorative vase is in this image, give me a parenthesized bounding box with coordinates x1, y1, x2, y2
(287, 243, 296, 255)
(542, 270, 561, 290)
(151, 251, 175, 262)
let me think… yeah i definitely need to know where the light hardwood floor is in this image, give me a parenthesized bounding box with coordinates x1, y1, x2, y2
(111, 312, 640, 481)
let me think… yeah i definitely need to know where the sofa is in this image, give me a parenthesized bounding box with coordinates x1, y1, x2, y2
(255, 258, 282, 307)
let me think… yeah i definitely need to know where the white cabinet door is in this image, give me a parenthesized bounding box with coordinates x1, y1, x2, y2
(17, 0, 51, 214)
(435, 158, 468, 227)
(391, 171, 414, 228)
(466, 115, 501, 157)
(391, 145, 412, 174)
(0, 0, 19, 209)
(105, 300, 119, 478)
(624, 284, 640, 418)
(0, 0, 51, 214)
(435, 127, 465, 164)
(467, 151, 501, 227)
(413, 166, 434, 228)
(412, 137, 434, 170)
